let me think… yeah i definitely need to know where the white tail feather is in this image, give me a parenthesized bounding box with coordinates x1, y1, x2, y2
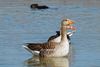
(22, 45, 39, 56)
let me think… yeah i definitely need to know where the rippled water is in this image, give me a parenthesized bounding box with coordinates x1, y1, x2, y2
(0, 0, 100, 67)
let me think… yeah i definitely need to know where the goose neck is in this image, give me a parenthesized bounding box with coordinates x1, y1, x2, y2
(60, 26, 67, 41)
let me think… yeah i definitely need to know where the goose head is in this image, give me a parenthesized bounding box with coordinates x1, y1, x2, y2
(61, 19, 74, 27)
(61, 19, 76, 31)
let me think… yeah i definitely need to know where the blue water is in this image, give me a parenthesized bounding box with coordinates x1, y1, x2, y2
(0, 0, 100, 67)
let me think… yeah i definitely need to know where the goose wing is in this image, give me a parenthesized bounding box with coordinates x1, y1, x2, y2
(26, 42, 58, 51)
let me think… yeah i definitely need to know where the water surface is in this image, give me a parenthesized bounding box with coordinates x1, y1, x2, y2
(0, 0, 100, 67)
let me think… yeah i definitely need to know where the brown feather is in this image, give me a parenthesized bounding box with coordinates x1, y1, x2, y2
(26, 42, 58, 51)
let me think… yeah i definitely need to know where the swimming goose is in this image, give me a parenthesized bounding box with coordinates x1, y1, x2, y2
(23, 19, 76, 57)
(30, 4, 49, 9)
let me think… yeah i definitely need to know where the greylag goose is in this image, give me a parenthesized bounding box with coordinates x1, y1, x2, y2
(30, 4, 49, 9)
(23, 19, 76, 57)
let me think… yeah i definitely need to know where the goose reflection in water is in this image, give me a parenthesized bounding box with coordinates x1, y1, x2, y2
(25, 57, 69, 67)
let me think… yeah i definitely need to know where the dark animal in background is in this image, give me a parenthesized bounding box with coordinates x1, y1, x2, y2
(30, 4, 49, 9)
